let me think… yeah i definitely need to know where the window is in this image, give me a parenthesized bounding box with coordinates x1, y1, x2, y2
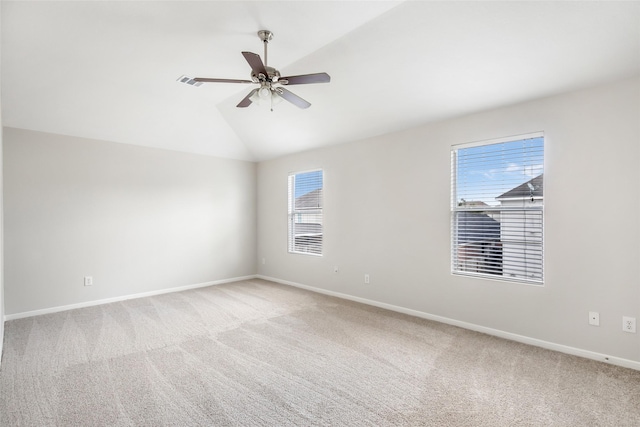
(451, 133, 544, 284)
(288, 170, 323, 255)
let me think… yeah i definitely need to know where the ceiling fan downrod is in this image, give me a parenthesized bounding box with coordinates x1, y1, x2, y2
(258, 30, 273, 68)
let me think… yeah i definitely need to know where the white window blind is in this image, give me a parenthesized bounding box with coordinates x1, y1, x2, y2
(288, 170, 323, 256)
(451, 133, 544, 284)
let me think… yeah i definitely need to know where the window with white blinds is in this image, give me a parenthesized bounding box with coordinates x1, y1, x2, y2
(451, 133, 544, 284)
(288, 170, 323, 256)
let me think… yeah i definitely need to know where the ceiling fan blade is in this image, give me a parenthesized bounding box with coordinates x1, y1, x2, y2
(279, 72, 330, 85)
(242, 52, 268, 78)
(193, 77, 253, 84)
(277, 88, 311, 109)
(237, 89, 258, 108)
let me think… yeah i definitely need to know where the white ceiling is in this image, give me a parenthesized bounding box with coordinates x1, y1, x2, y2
(2, 1, 639, 162)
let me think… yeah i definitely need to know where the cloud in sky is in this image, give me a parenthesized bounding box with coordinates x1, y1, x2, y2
(455, 136, 544, 205)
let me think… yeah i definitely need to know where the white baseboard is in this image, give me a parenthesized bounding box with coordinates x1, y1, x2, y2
(4, 275, 258, 321)
(257, 275, 640, 372)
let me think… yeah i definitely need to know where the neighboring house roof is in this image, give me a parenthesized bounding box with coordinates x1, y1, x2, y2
(496, 174, 543, 200)
(456, 211, 501, 243)
(459, 200, 490, 208)
(295, 188, 323, 209)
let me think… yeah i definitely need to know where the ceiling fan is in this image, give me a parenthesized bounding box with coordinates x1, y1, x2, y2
(180, 30, 330, 110)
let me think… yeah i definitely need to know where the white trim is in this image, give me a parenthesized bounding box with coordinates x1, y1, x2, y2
(4, 275, 257, 321)
(257, 275, 640, 372)
(452, 131, 544, 150)
(287, 167, 323, 177)
(451, 134, 545, 286)
(288, 251, 323, 258)
(288, 169, 324, 256)
(451, 270, 544, 287)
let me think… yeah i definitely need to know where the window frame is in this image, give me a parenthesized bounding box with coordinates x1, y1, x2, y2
(451, 132, 544, 285)
(288, 169, 324, 257)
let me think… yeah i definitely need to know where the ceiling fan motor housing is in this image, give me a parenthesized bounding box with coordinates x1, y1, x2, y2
(252, 66, 281, 84)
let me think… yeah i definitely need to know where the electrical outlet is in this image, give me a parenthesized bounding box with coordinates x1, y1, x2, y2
(588, 311, 599, 326)
(622, 316, 636, 333)
(84, 276, 93, 287)
(364, 274, 370, 284)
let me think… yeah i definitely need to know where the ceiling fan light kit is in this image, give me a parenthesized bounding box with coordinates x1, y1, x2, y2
(180, 30, 330, 111)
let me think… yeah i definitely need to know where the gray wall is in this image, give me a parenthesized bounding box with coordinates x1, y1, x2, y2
(0, 4, 4, 361)
(257, 76, 640, 362)
(0, 126, 3, 361)
(4, 128, 257, 315)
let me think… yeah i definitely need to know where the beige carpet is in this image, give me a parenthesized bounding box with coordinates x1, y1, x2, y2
(1, 279, 639, 426)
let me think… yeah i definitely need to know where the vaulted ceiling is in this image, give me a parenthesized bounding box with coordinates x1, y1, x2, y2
(2, 1, 639, 161)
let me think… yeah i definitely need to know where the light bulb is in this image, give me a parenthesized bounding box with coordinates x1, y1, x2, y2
(258, 87, 271, 99)
(249, 90, 260, 104)
(271, 91, 283, 105)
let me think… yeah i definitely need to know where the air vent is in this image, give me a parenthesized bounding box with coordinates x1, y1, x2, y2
(177, 75, 203, 87)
